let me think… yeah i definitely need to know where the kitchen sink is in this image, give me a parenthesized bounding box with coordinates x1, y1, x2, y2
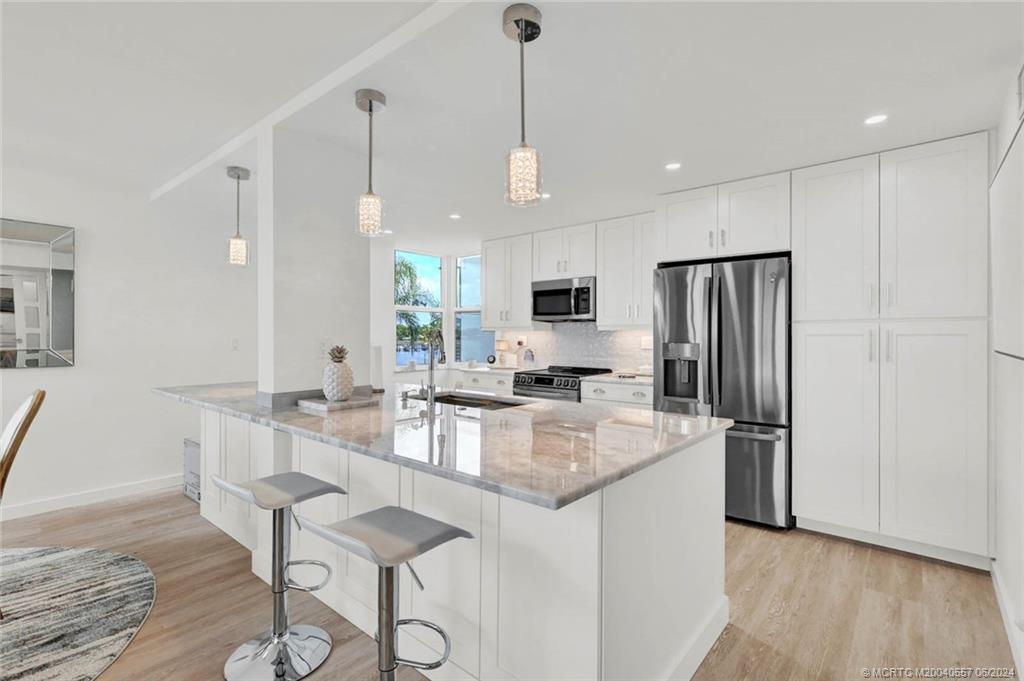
(410, 391, 521, 411)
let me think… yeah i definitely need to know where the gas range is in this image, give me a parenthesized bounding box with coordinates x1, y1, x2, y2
(513, 366, 613, 402)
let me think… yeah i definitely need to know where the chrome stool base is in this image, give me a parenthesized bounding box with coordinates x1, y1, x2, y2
(223, 624, 332, 681)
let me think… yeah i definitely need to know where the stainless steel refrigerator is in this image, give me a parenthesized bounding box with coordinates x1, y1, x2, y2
(653, 254, 791, 527)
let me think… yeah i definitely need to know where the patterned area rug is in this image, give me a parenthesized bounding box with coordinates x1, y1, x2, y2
(0, 547, 156, 681)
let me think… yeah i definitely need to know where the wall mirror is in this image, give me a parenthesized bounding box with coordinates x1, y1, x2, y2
(0, 218, 75, 368)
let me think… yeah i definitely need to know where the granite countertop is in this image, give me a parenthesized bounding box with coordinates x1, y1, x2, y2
(154, 382, 731, 510)
(582, 373, 655, 387)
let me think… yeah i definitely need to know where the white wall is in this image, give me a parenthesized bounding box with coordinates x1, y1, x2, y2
(0, 161, 257, 518)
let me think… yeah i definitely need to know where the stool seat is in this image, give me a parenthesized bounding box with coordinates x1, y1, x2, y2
(212, 471, 345, 510)
(298, 506, 473, 567)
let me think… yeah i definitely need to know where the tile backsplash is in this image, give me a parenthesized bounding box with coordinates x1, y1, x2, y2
(498, 323, 653, 372)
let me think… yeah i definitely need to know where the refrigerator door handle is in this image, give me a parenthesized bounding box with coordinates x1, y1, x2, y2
(711, 274, 722, 407)
(725, 430, 783, 442)
(702, 275, 713, 404)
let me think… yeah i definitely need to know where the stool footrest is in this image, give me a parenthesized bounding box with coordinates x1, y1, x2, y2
(284, 559, 332, 593)
(395, 618, 451, 670)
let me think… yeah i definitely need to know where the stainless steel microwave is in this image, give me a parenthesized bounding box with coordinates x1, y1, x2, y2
(531, 277, 596, 322)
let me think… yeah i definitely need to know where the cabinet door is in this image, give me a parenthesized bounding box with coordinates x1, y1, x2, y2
(482, 239, 508, 329)
(880, 133, 988, 319)
(658, 185, 717, 263)
(994, 352, 1024, 640)
(506, 234, 534, 328)
(792, 156, 880, 321)
(991, 134, 1024, 357)
(793, 322, 880, 531)
(563, 223, 596, 279)
(717, 172, 791, 256)
(879, 320, 988, 554)
(637, 212, 657, 326)
(532, 227, 565, 281)
(596, 217, 636, 327)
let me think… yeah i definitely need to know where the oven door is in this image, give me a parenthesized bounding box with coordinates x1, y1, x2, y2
(532, 277, 595, 322)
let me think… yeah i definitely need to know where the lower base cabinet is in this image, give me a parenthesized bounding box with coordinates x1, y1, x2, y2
(794, 319, 988, 558)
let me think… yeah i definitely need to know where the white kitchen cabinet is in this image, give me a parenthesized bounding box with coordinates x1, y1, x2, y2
(595, 212, 655, 328)
(793, 322, 879, 532)
(792, 155, 880, 321)
(991, 132, 1024, 358)
(455, 370, 514, 395)
(717, 172, 791, 256)
(879, 319, 988, 555)
(880, 133, 988, 319)
(200, 409, 257, 550)
(532, 223, 595, 281)
(581, 380, 653, 408)
(482, 234, 533, 329)
(994, 352, 1024, 660)
(657, 185, 718, 263)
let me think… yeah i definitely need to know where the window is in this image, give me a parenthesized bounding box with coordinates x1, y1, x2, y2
(395, 251, 442, 366)
(455, 255, 495, 363)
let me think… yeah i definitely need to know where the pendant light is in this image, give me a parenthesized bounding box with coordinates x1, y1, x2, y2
(503, 3, 542, 206)
(226, 166, 251, 266)
(356, 88, 386, 236)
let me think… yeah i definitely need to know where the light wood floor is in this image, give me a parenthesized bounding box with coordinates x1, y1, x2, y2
(1, 489, 1016, 681)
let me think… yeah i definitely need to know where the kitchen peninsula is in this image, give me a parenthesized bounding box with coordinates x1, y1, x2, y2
(155, 382, 732, 681)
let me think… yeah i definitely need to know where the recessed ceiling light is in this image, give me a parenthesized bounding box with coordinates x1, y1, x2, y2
(864, 114, 888, 126)
(449, 213, 462, 220)
(541, 193, 551, 199)
(664, 162, 682, 171)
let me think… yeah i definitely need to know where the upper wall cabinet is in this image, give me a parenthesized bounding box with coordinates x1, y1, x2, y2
(880, 133, 988, 319)
(595, 212, 656, 328)
(716, 172, 791, 257)
(532, 223, 596, 281)
(656, 172, 790, 264)
(658, 185, 718, 262)
(991, 130, 1024, 357)
(792, 156, 880, 321)
(482, 234, 533, 329)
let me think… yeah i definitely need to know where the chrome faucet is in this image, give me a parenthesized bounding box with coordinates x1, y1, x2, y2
(421, 328, 446, 409)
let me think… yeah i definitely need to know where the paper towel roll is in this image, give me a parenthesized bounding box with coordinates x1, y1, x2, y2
(371, 345, 384, 392)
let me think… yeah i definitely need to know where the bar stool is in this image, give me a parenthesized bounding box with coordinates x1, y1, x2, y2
(296, 506, 473, 681)
(212, 472, 346, 681)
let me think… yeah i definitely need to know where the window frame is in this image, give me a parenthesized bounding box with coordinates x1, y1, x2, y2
(394, 249, 445, 370)
(452, 253, 493, 364)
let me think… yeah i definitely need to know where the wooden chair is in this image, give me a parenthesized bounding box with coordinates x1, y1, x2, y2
(0, 389, 45, 502)
(0, 389, 44, 620)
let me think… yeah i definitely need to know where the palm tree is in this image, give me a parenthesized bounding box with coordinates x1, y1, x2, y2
(395, 256, 440, 355)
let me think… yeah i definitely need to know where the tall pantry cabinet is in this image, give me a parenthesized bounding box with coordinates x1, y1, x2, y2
(792, 132, 990, 559)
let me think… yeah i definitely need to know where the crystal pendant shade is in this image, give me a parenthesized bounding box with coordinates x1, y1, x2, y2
(506, 143, 541, 206)
(227, 236, 249, 266)
(358, 192, 383, 237)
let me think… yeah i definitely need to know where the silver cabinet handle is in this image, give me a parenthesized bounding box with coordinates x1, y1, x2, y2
(471, 377, 480, 384)
(720, 229, 727, 247)
(886, 283, 895, 308)
(626, 304, 632, 318)
(633, 391, 648, 399)
(497, 379, 506, 385)
(886, 329, 894, 363)
(868, 329, 875, 363)
(868, 283, 877, 312)
(707, 229, 714, 248)
(593, 387, 606, 395)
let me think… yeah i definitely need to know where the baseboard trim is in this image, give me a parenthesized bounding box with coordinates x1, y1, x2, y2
(796, 517, 991, 570)
(0, 473, 184, 520)
(991, 561, 1024, 674)
(667, 595, 730, 681)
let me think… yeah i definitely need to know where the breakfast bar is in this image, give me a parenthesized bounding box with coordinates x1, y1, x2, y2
(155, 382, 732, 681)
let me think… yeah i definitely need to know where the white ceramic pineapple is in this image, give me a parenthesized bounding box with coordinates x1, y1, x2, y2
(322, 345, 354, 402)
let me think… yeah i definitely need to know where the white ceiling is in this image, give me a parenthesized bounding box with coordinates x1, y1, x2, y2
(281, 2, 1022, 251)
(1, 2, 427, 192)
(3, 2, 1021, 254)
